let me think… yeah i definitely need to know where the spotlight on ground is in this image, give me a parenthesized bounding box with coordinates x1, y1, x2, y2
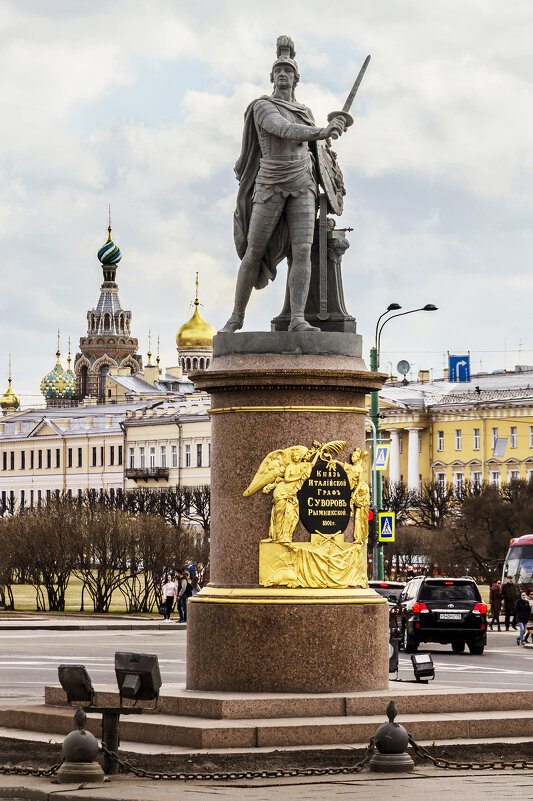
(58, 665, 95, 706)
(114, 652, 162, 708)
(410, 652, 435, 683)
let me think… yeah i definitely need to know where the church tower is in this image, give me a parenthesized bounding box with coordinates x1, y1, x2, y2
(176, 274, 215, 373)
(75, 213, 142, 401)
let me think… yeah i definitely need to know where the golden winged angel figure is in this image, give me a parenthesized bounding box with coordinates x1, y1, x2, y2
(244, 440, 346, 543)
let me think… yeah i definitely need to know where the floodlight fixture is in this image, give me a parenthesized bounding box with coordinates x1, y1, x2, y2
(410, 652, 435, 683)
(114, 652, 162, 708)
(58, 664, 95, 706)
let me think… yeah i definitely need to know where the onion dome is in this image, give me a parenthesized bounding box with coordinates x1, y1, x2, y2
(176, 275, 216, 349)
(40, 335, 76, 400)
(97, 223, 122, 266)
(1, 357, 20, 414)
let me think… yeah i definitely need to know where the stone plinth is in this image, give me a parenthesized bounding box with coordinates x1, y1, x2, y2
(187, 331, 388, 693)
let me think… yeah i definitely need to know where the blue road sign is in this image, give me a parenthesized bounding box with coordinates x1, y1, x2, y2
(378, 512, 395, 542)
(449, 355, 470, 383)
(375, 445, 390, 471)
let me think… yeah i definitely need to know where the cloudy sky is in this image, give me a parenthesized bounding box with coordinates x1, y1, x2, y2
(1, 0, 533, 405)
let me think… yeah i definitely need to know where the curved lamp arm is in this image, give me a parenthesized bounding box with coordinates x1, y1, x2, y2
(376, 305, 437, 368)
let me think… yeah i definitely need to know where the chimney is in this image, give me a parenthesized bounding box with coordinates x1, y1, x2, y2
(418, 370, 430, 384)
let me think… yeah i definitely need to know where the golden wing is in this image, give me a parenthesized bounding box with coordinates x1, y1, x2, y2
(243, 449, 289, 497)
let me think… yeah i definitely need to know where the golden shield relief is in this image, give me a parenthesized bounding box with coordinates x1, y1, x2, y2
(243, 441, 370, 589)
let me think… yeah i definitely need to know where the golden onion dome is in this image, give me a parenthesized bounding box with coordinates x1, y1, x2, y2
(177, 276, 216, 349)
(1, 377, 20, 413)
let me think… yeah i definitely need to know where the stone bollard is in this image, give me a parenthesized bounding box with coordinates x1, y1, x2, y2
(56, 707, 105, 784)
(369, 700, 415, 772)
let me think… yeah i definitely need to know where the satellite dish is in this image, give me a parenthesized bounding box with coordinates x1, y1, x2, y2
(397, 360, 410, 376)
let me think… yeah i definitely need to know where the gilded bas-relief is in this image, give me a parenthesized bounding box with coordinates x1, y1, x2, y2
(244, 441, 370, 588)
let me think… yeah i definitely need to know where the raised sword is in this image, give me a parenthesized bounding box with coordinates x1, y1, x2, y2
(327, 54, 371, 139)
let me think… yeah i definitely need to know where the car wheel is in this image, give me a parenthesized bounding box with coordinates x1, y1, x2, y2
(403, 624, 418, 653)
(452, 641, 465, 653)
(467, 641, 484, 655)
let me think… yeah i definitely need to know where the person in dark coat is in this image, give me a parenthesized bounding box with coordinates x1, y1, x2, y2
(489, 579, 502, 631)
(514, 591, 531, 645)
(502, 576, 519, 630)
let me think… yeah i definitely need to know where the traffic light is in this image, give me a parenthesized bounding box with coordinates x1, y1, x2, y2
(368, 505, 378, 549)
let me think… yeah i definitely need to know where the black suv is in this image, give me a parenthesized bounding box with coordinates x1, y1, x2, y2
(398, 576, 487, 654)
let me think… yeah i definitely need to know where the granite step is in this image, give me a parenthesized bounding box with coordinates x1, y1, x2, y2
(2, 703, 533, 749)
(44, 683, 533, 720)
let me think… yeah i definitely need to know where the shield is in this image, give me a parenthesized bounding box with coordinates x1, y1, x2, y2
(315, 140, 346, 215)
(298, 457, 352, 536)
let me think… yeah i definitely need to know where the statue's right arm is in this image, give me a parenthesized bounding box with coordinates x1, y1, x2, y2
(254, 100, 340, 142)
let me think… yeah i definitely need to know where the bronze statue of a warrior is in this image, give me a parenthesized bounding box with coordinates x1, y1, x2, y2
(220, 35, 348, 334)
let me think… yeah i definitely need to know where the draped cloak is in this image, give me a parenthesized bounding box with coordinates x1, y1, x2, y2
(233, 96, 318, 290)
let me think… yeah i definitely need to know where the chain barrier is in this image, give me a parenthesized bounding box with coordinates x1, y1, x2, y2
(0, 761, 62, 777)
(100, 739, 375, 781)
(408, 736, 533, 771)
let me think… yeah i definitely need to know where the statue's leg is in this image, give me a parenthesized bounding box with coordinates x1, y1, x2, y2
(285, 191, 319, 332)
(219, 196, 285, 333)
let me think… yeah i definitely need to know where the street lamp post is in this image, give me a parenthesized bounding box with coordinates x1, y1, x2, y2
(370, 303, 438, 580)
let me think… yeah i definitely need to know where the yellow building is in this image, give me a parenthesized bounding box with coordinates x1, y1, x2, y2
(378, 367, 533, 492)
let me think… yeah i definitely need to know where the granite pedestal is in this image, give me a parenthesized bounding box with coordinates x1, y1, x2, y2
(187, 331, 388, 693)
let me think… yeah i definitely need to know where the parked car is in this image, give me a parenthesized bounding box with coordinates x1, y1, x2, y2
(398, 576, 487, 655)
(369, 580, 404, 639)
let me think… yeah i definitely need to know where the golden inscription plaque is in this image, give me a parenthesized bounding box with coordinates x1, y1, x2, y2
(244, 441, 370, 589)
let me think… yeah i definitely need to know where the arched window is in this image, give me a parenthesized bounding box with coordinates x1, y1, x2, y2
(79, 365, 88, 397)
(100, 365, 109, 401)
(104, 313, 111, 331)
(193, 358, 198, 370)
(206, 358, 210, 368)
(186, 358, 191, 371)
(199, 358, 205, 370)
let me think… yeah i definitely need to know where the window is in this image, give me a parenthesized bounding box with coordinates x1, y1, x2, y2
(453, 472, 464, 496)
(207, 442, 211, 466)
(46, 489, 51, 503)
(171, 444, 178, 468)
(67, 448, 73, 468)
(196, 443, 202, 467)
(1, 490, 6, 509)
(100, 446, 104, 467)
(118, 445, 123, 466)
(128, 447, 135, 469)
(55, 449, 60, 468)
(530, 426, 533, 448)
(67, 489, 72, 500)
(37, 490, 42, 506)
(20, 490, 25, 509)
(46, 449, 51, 469)
(473, 428, 480, 450)
(160, 446, 166, 468)
(437, 431, 444, 451)
(184, 444, 191, 468)
(492, 427, 498, 449)
(139, 446, 145, 469)
(455, 429, 462, 450)
(398, 433, 403, 454)
(149, 446, 156, 469)
(77, 448, 83, 467)
(77, 488, 83, 502)
(510, 426, 517, 449)
(29, 489, 34, 507)
(20, 451, 25, 470)
(508, 469, 520, 483)
(528, 470, 533, 483)
(38, 450, 43, 469)
(1, 452, 5, 471)
(471, 471, 481, 489)
(418, 430, 422, 453)
(9, 490, 14, 511)
(436, 472, 446, 490)
(109, 446, 115, 466)
(30, 450, 34, 470)
(10, 451, 14, 470)
(92, 447, 97, 467)
(490, 471, 501, 488)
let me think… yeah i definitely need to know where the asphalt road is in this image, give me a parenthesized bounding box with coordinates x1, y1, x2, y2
(0, 627, 531, 704)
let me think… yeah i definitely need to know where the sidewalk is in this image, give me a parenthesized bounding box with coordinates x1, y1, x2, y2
(0, 614, 186, 631)
(0, 766, 532, 800)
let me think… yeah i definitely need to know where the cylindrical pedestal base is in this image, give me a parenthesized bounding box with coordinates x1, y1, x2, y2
(187, 587, 389, 693)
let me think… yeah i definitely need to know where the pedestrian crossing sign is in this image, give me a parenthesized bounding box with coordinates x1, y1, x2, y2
(374, 444, 390, 471)
(378, 512, 395, 542)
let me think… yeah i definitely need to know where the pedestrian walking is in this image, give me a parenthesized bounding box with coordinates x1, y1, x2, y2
(162, 573, 177, 622)
(514, 591, 531, 645)
(502, 575, 519, 630)
(524, 589, 533, 643)
(489, 579, 502, 631)
(176, 569, 190, 623)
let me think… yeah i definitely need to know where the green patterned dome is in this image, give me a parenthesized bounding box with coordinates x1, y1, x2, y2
(40, 349, 76, 399)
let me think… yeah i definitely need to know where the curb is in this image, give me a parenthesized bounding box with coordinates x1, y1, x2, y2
(0, 622, 186, 631)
